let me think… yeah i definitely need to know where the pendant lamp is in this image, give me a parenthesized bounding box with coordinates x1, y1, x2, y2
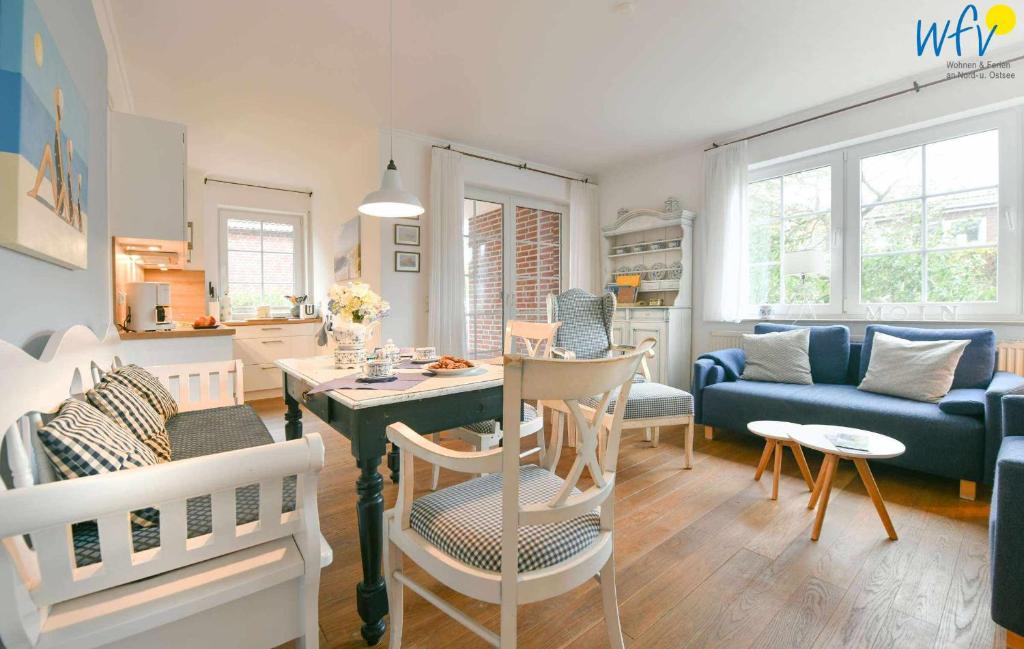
(358, 0, 424, 218)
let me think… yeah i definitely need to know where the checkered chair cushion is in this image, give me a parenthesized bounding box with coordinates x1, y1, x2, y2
(100, 364, 178, 421)
(70, 405, 296, 567)
(87, 382, 172, 461)
(410, 464, 601, 573)
(463, 403, 539, 436)
(581, 383, 694, 420)
(550, 289, 615, 360)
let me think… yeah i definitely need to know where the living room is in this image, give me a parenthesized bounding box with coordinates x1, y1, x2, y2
(1, 1, 1023, 648)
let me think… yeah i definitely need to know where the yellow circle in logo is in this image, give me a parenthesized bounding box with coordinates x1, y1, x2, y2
(33, 32, 43, 66)
(986, 4, 1017, 35)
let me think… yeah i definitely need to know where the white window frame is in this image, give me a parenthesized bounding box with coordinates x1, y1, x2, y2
(744, 107, 1023, 321)
(843, 110, 1021, 318)
(218, 206, 308, 318)
(746, 151, 845, 318)
(463, 187, 568, 337)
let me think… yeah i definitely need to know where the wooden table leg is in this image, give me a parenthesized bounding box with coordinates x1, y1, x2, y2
(853, 458, 898, 541)
(789, 443, 816, 491)
(355, 456, 388, 645)
(808, 454, 829, 509)
(772, 441, 783, 500)
(811, 454, 838, 541)
(754, 440, 774, 481)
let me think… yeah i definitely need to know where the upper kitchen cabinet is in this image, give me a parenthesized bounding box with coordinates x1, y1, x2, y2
(110, 112, 188, 242)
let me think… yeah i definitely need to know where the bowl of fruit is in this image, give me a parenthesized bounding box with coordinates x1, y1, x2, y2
(192, 315, 219, 330)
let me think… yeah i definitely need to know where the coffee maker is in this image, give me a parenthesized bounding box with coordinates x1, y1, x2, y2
(126, 282, 173, 331)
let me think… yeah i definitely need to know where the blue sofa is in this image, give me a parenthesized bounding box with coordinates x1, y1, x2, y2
(991, 395, 1024, 639)
(693, 323, 1024, 489)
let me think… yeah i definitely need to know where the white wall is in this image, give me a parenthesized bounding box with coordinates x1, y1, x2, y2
(378, 129, 582, 347)
(599, 60, 1024, 361)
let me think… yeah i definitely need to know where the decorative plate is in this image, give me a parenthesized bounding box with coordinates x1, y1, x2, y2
(649, 262, 667, 280)
(668, 261, 683, 279)
(630, 264, 646, 274)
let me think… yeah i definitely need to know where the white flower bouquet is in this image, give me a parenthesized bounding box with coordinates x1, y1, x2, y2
(327, 281, 390, 324)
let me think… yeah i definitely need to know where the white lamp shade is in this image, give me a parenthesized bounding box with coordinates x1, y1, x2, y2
(782, 249, 828, 276)
(358, 160, 425, 218)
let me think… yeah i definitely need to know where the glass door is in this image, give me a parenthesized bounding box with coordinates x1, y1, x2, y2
(463, 191, 565, 359)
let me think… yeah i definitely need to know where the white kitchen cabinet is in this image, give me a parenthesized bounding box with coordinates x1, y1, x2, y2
(110, 111, 187, 241)
(232, 321, 321, 399)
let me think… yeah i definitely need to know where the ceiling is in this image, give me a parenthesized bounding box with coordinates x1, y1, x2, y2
(110, 0, 1024, 176)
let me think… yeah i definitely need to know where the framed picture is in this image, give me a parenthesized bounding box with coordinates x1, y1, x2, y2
(394, 223, 420, 246)
(395, 251, 420, 273)
(334, 216, 361, 280)
(0, 0, 90, 269)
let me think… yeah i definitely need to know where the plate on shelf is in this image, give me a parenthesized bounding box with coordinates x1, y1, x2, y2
(630, 263, 646, 273)
(649, 262, 667, 280)
(668, 261, 683, 279)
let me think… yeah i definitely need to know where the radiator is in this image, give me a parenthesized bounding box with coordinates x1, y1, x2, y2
(998, 341, 1024, 375)
(708, 332, 1024, 376)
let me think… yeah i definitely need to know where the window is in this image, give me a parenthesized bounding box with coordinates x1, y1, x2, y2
(747, 166, 833, 307)
(742, 108, 1020, 319)
(857, 130, 998, 305)
(220, 209, 306, 317)
(463, 192, 564, 359)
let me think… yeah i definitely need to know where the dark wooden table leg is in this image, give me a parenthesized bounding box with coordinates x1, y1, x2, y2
(355, 455, 388, 645)
(284, 387, 303, 440)
(387, 442, 400, 483)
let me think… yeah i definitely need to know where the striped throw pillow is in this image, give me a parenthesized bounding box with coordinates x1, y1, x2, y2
(101, 364, 178, 421)
(88, 383, 172, 462)
(37, 399, 160, 526)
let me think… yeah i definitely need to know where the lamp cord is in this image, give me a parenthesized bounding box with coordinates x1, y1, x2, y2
(389, 0, 394, 161)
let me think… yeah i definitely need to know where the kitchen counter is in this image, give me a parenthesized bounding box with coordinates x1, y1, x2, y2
(119, 326, 236, 341)
(223, 317, 322, 326)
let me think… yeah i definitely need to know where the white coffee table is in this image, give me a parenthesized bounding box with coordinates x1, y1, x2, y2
(747, 421, 816, 500)
(790, 425, 906, 542)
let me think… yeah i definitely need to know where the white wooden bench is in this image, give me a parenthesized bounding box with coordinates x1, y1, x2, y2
(0, 325, 329, 649)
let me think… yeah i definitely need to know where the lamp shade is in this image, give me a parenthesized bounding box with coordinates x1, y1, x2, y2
(782, 249, 828, 276)
(358, 160, 424, 218)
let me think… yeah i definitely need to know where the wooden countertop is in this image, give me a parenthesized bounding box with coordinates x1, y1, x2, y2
(119, 326, 236, 341)
(222, 317, 322, 326)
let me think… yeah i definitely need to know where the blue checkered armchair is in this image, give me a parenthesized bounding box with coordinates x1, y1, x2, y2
(546, 289, 616, 360)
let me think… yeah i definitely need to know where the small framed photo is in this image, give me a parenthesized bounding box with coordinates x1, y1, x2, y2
(394, 223, 420, 246)
(395, 251, 420, 273)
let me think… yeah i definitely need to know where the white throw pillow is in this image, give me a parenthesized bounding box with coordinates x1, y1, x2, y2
(858, 332, 969, 403)
(741, 328, 813, 385)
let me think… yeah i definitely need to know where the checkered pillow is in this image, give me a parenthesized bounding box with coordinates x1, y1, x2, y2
(37, 399, 160, 526)
(87, 383, 172, 462)
(101, 364, 178, 421)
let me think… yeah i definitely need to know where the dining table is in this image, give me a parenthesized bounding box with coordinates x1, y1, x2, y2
(275, 355, 505, 646)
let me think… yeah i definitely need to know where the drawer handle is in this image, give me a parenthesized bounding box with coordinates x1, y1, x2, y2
(261, 327, 283, 331)
(301, 389, 310, 403)
(260, 364, 276, 369)
(261, 340, 285, 344)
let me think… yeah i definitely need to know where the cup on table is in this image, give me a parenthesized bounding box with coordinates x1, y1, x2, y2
(413, 346, 437, 361)
(363, 358, 395, 379)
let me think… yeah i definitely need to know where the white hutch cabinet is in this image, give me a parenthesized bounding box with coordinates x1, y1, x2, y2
(602, 197, 696, 390)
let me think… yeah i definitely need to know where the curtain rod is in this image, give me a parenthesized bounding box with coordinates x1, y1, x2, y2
(204, 177, 313, 196)
(705, 53, 1024, 153)
(431, 144, 594, 184)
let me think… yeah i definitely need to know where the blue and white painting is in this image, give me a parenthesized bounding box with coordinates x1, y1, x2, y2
(0, 0, 89, 269)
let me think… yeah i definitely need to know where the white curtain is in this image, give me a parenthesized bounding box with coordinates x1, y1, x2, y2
(428, 147, 467, 355)
(703, 141, 748, 323)
(568, 181, 600, 292)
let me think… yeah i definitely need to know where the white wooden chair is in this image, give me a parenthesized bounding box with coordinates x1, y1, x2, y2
(430, 320, 561, 489)
(0, 325, 327, 649)
(384, 339, 654, 648)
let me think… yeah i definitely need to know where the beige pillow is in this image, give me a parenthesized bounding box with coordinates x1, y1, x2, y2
(741, 328, 813, 385)
(858, 332, 969, 403)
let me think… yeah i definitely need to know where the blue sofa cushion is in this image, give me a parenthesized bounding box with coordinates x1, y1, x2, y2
(754, 323, 850, 385)
(859, 325, 996, 389)
(938, 389, 987, 416)
(702, 380, 985, 481)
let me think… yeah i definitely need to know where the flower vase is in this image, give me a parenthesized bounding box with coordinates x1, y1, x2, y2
(333, 319, 371, 369)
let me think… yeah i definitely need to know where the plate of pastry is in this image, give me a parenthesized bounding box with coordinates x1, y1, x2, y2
(426, 355, 479, 376)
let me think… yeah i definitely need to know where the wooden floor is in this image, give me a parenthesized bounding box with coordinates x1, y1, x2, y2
(252, 399, 1004, 649)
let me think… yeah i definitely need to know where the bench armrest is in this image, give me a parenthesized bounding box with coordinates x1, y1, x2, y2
(984, 372, 1024, 483)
